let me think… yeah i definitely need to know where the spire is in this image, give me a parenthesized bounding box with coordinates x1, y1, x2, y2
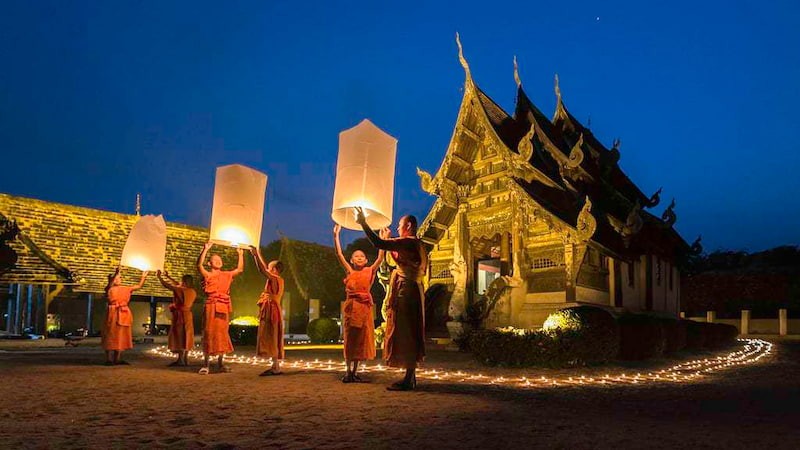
(513, 55, 522, 88)
(553, 73, 566, 121)
(455, 32, 472, 82)
(135, 193, 141, 216)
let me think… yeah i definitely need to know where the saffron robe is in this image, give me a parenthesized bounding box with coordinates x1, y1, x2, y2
(202, 270, 234, 356)
(257, 276, 285, 359)
(168, 286, 197, 352)
(102, 286, 134, 351)
(342, 267, 377, 361)
(361, 227, 427, 369)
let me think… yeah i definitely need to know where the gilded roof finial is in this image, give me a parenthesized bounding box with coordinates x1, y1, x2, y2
(554, 74, 562, 102)
(455, 32, 472, 80)
(135, 193, 141, 216)
(554, 74, 565, 120)
(513, 55, 522, 88)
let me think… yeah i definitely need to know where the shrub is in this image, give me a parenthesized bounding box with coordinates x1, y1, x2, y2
(229, 324, 258, 346)
(542, 306, 620, 365)
(706, 323, 738, 348)
(307, 317, 340, 343)
(468, 306, 619, 367)
(684, 319, 706, 349)
(656, 318, 687, 353)
(618, 314, 666, 360)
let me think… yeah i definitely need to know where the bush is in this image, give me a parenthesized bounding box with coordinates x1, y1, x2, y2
(618, 314, 666, 360)
(684, 320, 738, 350)
(543, 306, 620, 364)
(656, 318, 687, 353)
(706, 323, 738, 348)
(229, 324, 258, 346)
(307, 317, 340, 343)
(684, 319, 706, 349)
(468, 306, 619, 367)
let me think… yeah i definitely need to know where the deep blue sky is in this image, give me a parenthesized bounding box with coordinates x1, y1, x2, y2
(1, 0, 798, 252)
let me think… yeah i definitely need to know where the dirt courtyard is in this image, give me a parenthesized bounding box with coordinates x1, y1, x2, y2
(1, 339, 798, 449)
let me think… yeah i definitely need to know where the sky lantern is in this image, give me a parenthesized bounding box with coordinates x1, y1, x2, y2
(331, 119, 397, 230)
(209, 164, 268, 248)
(120, 214, 167, 271)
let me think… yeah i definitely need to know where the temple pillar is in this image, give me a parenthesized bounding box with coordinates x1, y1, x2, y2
(448, 203, 471, 320)
(741, 310, 750, 335)
(564, 243, 576, 303)
(779, 308, 788, 336)
(85, 293, 93, 333)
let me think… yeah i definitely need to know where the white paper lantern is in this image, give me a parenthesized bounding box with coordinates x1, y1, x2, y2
(120, 215, 167, 271)
(331, 119, 397, 230)
(209, 164, 268, 248)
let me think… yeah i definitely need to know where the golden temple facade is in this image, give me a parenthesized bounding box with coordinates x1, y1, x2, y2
(418, 36, 699, 328)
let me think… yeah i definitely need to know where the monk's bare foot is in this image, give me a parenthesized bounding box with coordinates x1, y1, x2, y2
(168, 361, 182, 367)
(219, 366, 232, 373)
(353, 374, 369, 383)
(341, 373, 355, 383)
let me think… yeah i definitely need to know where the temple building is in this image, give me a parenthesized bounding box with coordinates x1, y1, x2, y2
(0, 193, 209, 337)
(418, 36, 701, 329)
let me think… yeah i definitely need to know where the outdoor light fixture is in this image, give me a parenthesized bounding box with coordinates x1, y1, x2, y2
(331, 119, 397, 230)
(209, 164, 268, 248)
(120, 214, 167, 271)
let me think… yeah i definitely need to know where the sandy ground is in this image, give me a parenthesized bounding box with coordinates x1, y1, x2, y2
(0, 339, 798, 449)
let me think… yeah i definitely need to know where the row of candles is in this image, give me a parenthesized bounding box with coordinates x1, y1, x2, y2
(148, 338, 772, 388)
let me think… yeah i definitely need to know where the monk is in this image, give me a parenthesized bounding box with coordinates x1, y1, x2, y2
(197, 242, 244, 375)
(157, 270, 197, 367)
(102, 267, 148, 365)
(333, 223, 386, 383)
(355, 207, 427, 391)
(250, 246, 286, 376)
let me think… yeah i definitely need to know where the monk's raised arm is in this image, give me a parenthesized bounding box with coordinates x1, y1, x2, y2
(230, 248, 245, 277)
(333, 224, 352, 273)
(131, 271, 149, 291)
(197, 242, 212, 278)
(157, 270, 177, 292)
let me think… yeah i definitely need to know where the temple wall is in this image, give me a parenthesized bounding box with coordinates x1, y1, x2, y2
(576, 286, 609, 305)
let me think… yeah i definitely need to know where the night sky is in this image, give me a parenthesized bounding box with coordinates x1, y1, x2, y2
(1, 0, 798, 252)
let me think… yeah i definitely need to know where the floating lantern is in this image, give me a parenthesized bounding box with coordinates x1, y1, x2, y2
(209, 164, 268, 248)
(331, 119, 397, 230)
(120, 214, 167, 271)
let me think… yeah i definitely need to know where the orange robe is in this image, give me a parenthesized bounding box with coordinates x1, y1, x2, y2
(168, 286, 197, 352)
(342, 267, 377, 362)
(257, 276, 285, 359)
(102, 286, 134, 351)
(202, 270, 234, 356)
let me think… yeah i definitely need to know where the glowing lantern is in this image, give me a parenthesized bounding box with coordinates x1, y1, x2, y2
(331, 119, 397, 230)
(209, 164, 268, 248)
(120, 214, 167, 271)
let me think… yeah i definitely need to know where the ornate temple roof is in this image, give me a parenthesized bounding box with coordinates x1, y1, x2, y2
(418, 36, 691, 260)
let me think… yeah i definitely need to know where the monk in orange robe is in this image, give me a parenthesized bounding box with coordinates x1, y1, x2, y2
(157, 270, 197, 367)
(197, 242, 244, 375)
(356, 208, 426, 391)
(333, 223, 386, 383)
(250, 246, 286, 376)
(102, 267, 148, 365)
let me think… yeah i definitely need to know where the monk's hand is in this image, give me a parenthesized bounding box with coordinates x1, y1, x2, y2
(203, 241, 213, 251)
(333, 223, 341, 235)
(354, 206, 367, 225)
(141, 271, 149, 279)
(379, 228, 391, 240)
(156, 270, 162, 277)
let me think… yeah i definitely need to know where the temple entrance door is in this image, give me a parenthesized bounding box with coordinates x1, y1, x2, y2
(476, 259, 501, 294)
